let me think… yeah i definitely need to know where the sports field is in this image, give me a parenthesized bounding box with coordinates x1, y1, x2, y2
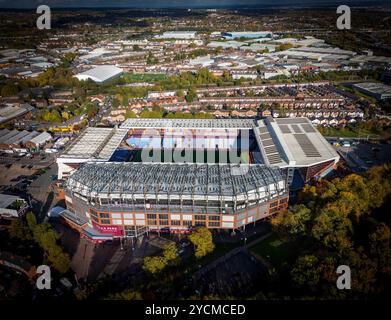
(123, 73, 168, 83)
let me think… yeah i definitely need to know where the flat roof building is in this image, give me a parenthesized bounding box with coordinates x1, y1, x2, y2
(25, 131, 52, 148)
(223, 31, 273, 40)
(0, 194, 28, 219)
(0, 104, 34, 124)
(156, 31, 197, 39)
(74, 65, 123, 83)
(57, 127, 127, 179)
(352, 82, 391, 100)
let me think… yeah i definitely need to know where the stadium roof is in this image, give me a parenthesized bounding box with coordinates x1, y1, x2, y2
(254, 117, 339, 167)
(60, 127, 127, 160)
(74, 65, 123, 83)
(120, 118, 256, 129)
(120, 117, 339, 168)
(67, 162, 286, 200)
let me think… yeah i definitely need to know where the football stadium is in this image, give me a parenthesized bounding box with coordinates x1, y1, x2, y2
(57, 117, 339, 240)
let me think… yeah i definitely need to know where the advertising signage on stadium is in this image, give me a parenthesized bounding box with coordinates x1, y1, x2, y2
(92, 222, 124, 236)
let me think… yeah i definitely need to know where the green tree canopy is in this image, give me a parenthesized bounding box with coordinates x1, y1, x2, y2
(189, 227, 215, 259)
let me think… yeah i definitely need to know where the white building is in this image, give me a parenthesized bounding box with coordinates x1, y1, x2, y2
(156, 31, 197, 39)
(189, 55, 214, 67)
(0, 194, 28, 219)
(231, 71, 258, 80)
(74, 65, 123, 83)
(27, 131, 52, 148)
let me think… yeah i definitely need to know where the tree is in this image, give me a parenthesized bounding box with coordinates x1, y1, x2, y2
(291, 255, 321, 288)
(270, 204, 311, 239)
(147, 52, 158, 65)
(369, 223, 391, 272)
(163, 242, 177, 262)
(61, 111, 71, 121)
(122, 94, 129, 107)
(48, 247, 71, 274)
(104, 290, 142, 300)
(1, 82, 19, 97)
(143, 256, 168, 275)
(189, 227, 215, 259)
(271, 164, 391, 299)
(8, 219, 32, 241)
(176, 89, 185, 99)
(276, 43, 294, 52)
(143, 242, 177, 275)
(112, 98, 120, 109)
(25, 212, 70, 274)
(133, 45, 141, 52)
(221, 70, 232, 82)
(125, 110, 137, 119)
(185, 87, 197, 103)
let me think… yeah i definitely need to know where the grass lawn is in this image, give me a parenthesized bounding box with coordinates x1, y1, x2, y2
(318, 126, 381, 139)
(123, 73, 168, 83)
(249, 233, 302, 269)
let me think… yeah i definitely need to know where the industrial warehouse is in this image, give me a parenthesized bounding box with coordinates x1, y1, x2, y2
(57, 117, 339, 241)
(74, 65, 124, 83)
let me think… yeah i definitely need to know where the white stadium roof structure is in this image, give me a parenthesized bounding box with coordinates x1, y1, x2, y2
(67, 162, 287, 205)
(254, 117, 339, 167)
(120, 118, 256, 129)
(57, 117, 339, 180)
(60, 127, 127, 160)
(121, 117, 339, 168)
(74, 65, 123, 83)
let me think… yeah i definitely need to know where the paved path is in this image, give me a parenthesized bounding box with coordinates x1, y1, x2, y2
(71, 238, 95, 281)
(195, 231, 274, 280)
(97, 246, 126, 280)
(245, 231, 274, 249)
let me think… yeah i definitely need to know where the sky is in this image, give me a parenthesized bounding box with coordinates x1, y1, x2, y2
(0, 0, 387, 9)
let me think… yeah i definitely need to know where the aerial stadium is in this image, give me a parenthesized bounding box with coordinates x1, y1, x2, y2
(57, 117, 339, 241)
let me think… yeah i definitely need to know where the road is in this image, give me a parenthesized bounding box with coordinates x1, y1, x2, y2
(0, 154, 55, 167)
(27, 164, 58, 221)
(71, 238, 96, 281)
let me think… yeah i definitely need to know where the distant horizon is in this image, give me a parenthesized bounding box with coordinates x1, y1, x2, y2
(0, 0, 389, 10)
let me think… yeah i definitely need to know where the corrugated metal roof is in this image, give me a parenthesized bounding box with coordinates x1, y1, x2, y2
(28, 131, 51, 145)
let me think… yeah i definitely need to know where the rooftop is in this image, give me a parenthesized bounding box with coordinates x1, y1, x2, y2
(67, 162, 286, 199)
(74, 65, 123, 83)
(0, 104, 34, 124)
(353, 82, 391, 95)
(120, 118, 256, 129)
(60, 127, 127, 160)
(0, 194, 24, 209)
(255, 117, 339, 167)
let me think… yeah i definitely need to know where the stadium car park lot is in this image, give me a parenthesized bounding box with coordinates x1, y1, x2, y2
(334, 141, 391, 170)
(0, 164, 38, 190)
(0, 160, 58, 222)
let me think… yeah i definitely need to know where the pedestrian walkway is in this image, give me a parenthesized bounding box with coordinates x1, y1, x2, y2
(71, 237, 95, 280)
(97, 246, 126, 280)
(195, 231, 274, 280)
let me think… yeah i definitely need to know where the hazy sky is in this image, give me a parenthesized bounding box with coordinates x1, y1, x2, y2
(0, 0, 387, 9)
